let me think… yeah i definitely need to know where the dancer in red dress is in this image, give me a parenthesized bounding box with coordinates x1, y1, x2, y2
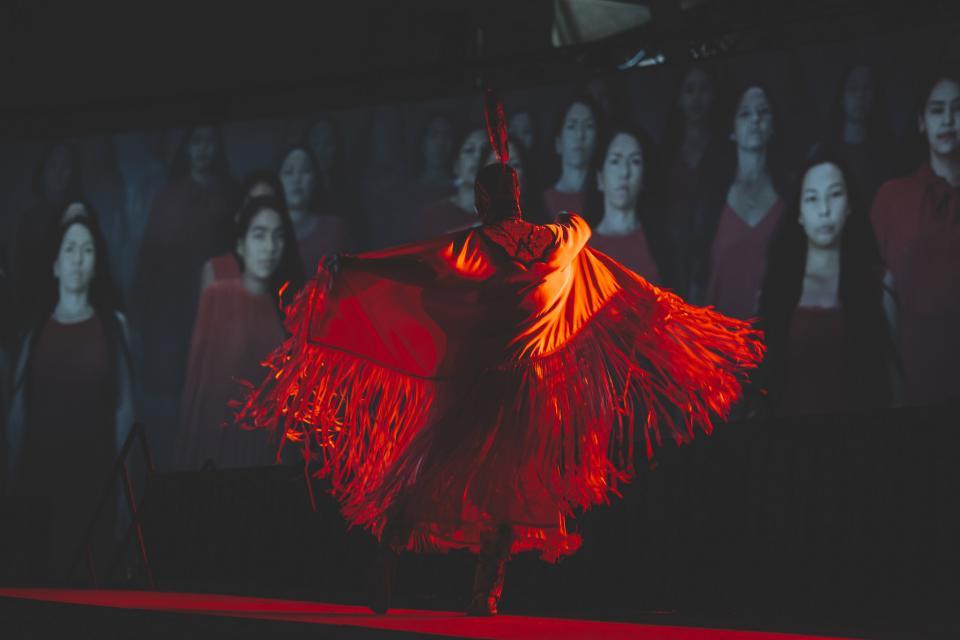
(238, 91, 764, 616)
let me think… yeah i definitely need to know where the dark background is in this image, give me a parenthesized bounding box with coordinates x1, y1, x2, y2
(2, 0, 958, 140)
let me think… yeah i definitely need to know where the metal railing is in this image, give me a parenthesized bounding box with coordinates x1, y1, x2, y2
(67, 422, 155, 588)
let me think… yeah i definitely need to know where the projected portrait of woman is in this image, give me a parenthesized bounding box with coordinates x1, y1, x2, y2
(758, 146, 895, 416)
(583, 125, 664, 284)
(129, 124, 234, 468)
(278, 144, 354, 275)
(508, 110, 536, 154)
(200, 170, 286, 289)
(870, 66, 960, 406)
(543, 94, 602, 220)
(6, 212, 133, 579)
(702, 84, 785, 319)
(416, 112, 457, 194)
(303, 115, 354, 216)
(662, 65, 723, 295)
(418, 126, 489, 237)
(175, 196, 303, 470)
(827, 63, 894, 207)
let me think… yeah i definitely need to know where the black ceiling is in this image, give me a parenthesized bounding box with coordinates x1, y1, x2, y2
(1, 0, 957, 141)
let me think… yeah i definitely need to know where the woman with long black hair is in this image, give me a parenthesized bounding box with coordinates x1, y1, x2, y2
(418, 125, 489, 237)
(582, 123, 667, 285)
(757, 145, 896, 416)
(695, 82, 788, 317)
(542, 92, 603, 220)
(277, 144, 354, 274)
(200, 169, 287, 289)
(175, 196, 303, 470)
(6, 210, 133, 581)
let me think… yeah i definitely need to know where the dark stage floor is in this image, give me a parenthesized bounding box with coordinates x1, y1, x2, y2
(0, 588, 862, 639)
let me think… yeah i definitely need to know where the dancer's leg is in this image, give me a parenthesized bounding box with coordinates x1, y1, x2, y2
(368, 505, 411, 614)
(466, 523, 515, 616)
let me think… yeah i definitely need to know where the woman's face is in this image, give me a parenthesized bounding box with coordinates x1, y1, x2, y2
(843, 65, 876, 123)
(279, 149, 316, 209)
(508, 112, 535, 151)
(484, 141, 525, 191)
(598, 132, 644, 212)
(556, 102, 597, 169)
(732, 87, 774, 151)
(679, 68, 714, 125)
(453, 129, 488, 183)
(43, 145, 74, 202)
(237, 208, 285, 281)
(188, 127, 217, 175)
(62, 201, 90, 222)
(422, 116, 454, 171)
(799, 162, 850, 249)
(919, 78, 960, 157)
(308, 121, 337, 172)
(54, 223, 95, 293)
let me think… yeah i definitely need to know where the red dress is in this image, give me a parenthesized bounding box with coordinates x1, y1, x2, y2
(542, 187, 584, 221)
(418, 198, 479, 240)
(16, 316, 116, 573)
(706, 200, 783, 320)
(238, 214, 763, 560)
(210, 253, 241, 281)
(131, 177, 232, 396)
(778, 307, 857, 416)
(870, 164, 960, 405)
(589, 227, 661, 284)
(298, 215, 353, 276)
(175, 280, 285, 470)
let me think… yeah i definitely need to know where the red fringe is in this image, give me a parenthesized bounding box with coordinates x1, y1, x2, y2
(237, 270, 435, 502)
(236, 264, 764, 561)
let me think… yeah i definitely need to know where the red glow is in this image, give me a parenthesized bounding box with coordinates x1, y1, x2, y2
(0, 589, 857, 640)
(235, 213, 764, 560)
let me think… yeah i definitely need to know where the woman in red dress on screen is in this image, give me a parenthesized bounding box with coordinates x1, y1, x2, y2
(542, 93, 602, 220)
(701, 84, 786, 318)
(278, 144, 354, 275)
(661, 64, 725, 297)
(237, 91, 764, 616)
(757, 145, 896, 416)
(130, 125, 234, 469)
(582, 124, 666, 285)
(200, 170, 286, 289)
(870, 66, 960, 406)
(418, 125, 490, 238)
(175, 196, 304, 470)
(6, 210, 133, 581)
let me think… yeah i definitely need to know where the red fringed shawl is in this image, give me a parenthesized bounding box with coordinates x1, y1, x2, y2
(237, 214, 763, 560)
